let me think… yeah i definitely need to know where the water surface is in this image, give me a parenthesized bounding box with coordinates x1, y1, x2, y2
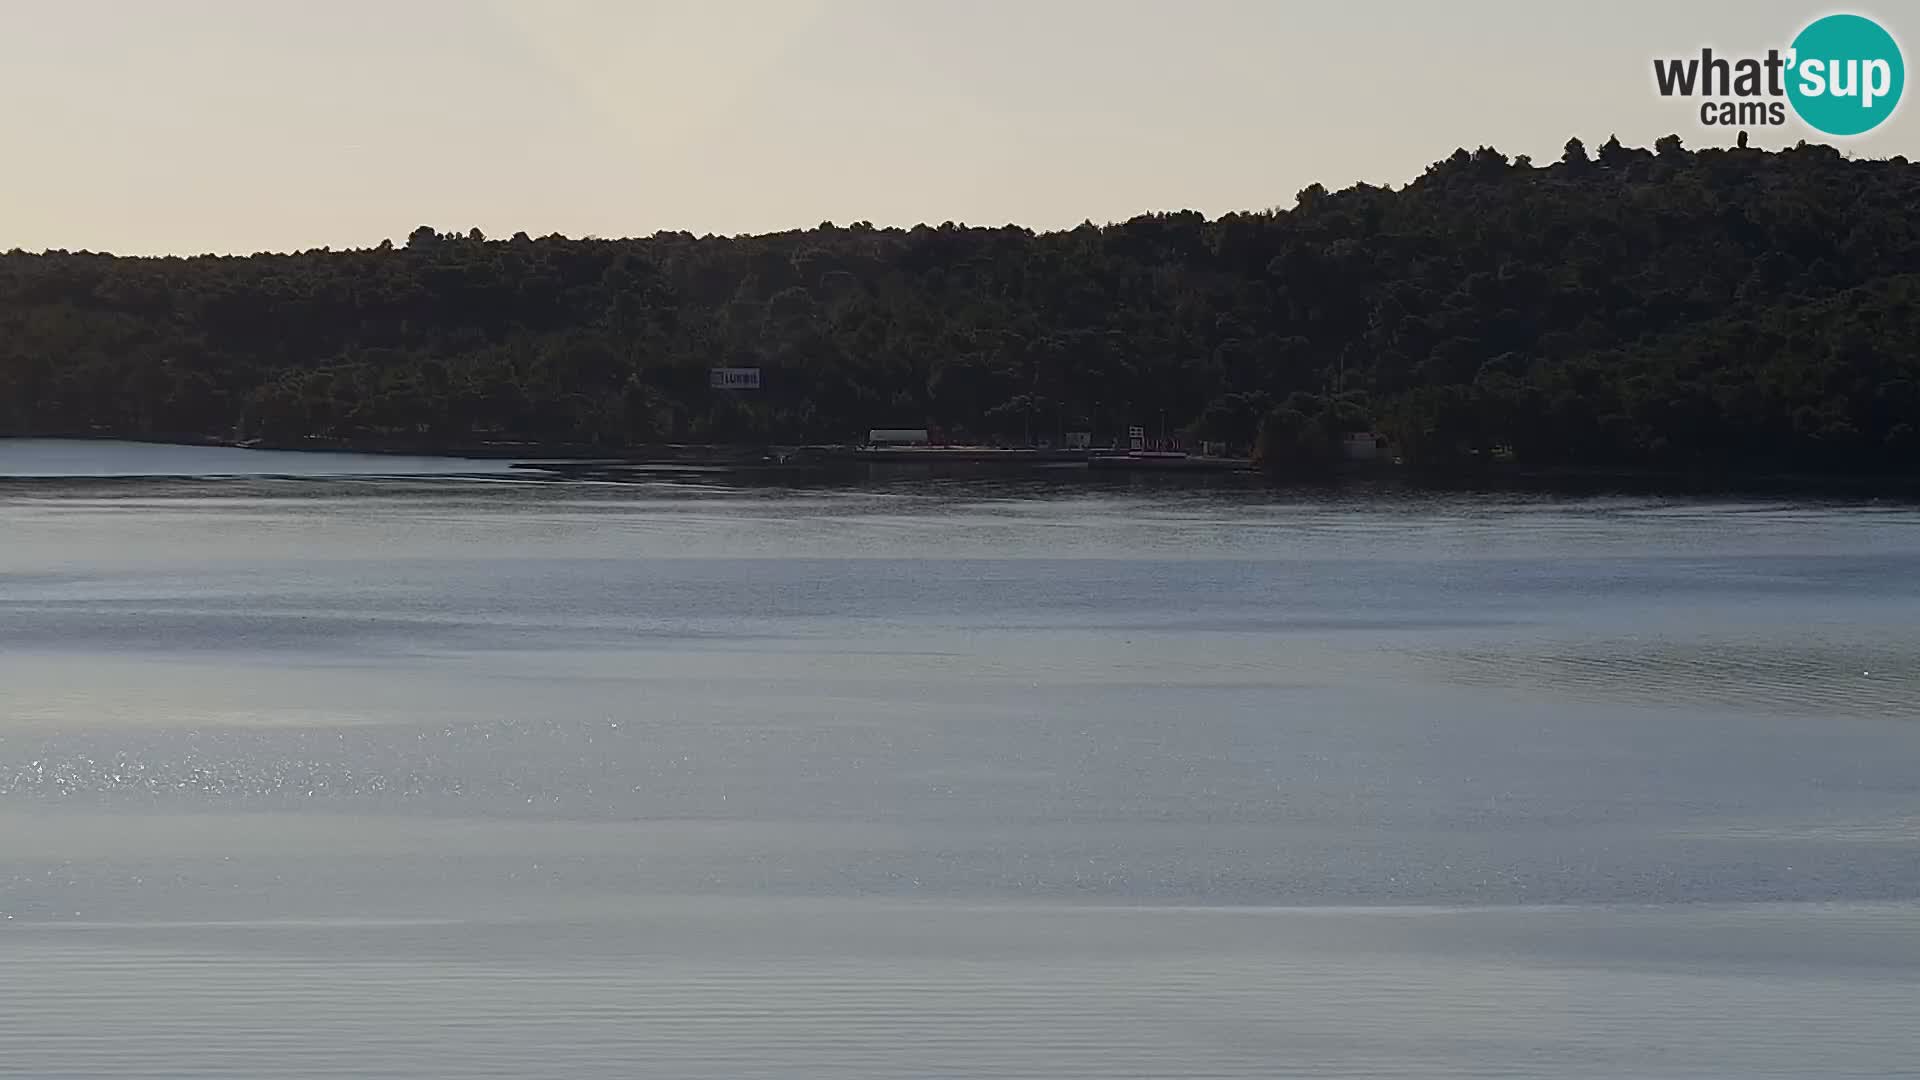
(4, 440, 1918, 1078)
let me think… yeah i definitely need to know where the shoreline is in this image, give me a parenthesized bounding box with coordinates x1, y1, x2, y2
(6, 433, 1918, 497)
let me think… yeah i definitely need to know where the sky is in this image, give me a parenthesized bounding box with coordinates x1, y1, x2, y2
(2, 0, 1916, 255)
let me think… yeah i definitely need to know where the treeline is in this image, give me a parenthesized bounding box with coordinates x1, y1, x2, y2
(3, 135, 1918, 473)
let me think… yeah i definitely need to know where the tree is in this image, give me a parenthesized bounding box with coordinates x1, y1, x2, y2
(1470, 146, 1509, 172)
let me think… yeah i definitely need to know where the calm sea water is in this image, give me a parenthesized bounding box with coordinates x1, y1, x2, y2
(4, 440, 1919, 1078)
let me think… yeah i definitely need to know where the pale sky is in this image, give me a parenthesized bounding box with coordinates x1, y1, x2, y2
(2, 0, 1914, 255)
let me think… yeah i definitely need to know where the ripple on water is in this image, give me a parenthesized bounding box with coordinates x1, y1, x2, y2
(1, 902, 1918, 1079)
(1414, 637, 1920, 719)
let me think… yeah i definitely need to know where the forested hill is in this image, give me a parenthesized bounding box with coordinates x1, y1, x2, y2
(4, 135, 1919, 473)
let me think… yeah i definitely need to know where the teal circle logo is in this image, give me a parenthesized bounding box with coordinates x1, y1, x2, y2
(1787, 14, 1904, 136)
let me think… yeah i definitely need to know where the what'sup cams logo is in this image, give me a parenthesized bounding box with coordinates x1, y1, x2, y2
(1654, 13, 1904, 136)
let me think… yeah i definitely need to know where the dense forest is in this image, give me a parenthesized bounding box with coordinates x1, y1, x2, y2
(3, 135, 1919, 474)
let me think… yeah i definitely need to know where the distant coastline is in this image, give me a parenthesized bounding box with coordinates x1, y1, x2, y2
(7, 432, 1917, 498)
(7, 141, 1919, 489)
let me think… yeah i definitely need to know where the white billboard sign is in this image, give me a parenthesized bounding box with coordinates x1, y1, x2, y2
(709, 367, 762, 390)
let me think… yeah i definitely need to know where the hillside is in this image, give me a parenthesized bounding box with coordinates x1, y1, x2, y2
(3, 135, 1918, 474)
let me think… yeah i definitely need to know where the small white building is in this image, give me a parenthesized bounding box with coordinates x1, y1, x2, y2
(1343, 432, 1392, 461)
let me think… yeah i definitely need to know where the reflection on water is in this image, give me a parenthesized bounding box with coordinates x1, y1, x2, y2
(3, 441, 1919, 1078)
(0, 438, 513, 478)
